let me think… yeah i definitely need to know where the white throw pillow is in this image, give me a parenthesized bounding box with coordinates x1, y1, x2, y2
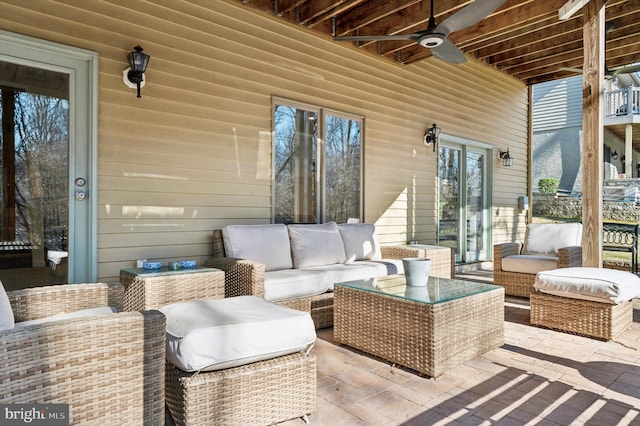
(338, 223, 382, 262)
(0, 281, 15, 331)
(522, 223, 582, 255)
(222, 224, 293, 271)
(288, 222, 347, 268)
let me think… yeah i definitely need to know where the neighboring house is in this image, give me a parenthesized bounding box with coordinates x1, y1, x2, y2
(532, 75, 638, 195)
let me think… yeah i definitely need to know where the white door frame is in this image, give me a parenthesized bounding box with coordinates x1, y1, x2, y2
(438, 134, 494, 263)
(0, 30, 99, 282)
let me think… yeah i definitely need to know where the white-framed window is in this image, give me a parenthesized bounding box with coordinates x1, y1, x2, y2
(272, 97, 363, 224)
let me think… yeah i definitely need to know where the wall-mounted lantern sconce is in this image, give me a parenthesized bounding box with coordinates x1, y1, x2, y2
(424, 123, 440, 152)
(611, 150, 619, 160)
(498, 148, 513, 167)
(122, 45, 150, 98)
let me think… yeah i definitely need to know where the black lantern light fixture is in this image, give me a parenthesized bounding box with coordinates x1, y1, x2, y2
(424, 123, 440, 152)
(498, 148, 513, 167)
(123, 45, 150, 98)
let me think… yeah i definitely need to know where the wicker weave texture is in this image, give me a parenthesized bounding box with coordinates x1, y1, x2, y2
(1, 285, 166, 426)
(8, 282, 123, 322)
(166, 352, 316, 426)
(381, 245, 453, 278)
(121, 268, 225, 311)
(334, 284, 504, 377)
(530, 291, 633, 340)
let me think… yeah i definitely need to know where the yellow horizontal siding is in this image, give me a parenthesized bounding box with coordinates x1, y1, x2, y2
(0, 0, 528, 280)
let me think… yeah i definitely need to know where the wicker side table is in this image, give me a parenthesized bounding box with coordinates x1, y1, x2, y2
(404, 244, 454, 278)
(120, 267, 225, 311)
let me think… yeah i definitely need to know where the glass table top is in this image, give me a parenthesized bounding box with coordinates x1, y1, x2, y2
(121, 266, 219, 277)
(335, 275, 502, 305)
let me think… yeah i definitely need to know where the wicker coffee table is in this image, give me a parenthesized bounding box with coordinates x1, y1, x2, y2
(334, 275, 504, 377)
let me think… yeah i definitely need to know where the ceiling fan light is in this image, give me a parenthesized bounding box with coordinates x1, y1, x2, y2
(418, 35, 444, 48)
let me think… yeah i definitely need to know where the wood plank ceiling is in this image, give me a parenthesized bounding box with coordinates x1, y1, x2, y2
(237, 0, 640, 86)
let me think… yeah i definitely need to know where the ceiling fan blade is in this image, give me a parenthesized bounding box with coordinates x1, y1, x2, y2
(334, 34, 415, 42)
(431, 38, 466, 64)
(559, 67, 583, 74)
(611, 63, 640, 75)
(436, 0, 506, 35)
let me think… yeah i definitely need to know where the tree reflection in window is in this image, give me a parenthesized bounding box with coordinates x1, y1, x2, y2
(273, 101, 361, 224)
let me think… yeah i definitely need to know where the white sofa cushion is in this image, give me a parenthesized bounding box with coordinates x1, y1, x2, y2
(522, 223, 582, 255)
(288, 222, 346, 268)
(304, 263, 384, 290)
(501, 255, 559, 275)
(14, 307, 118, 329)
(338, 223, 382, 262)
(264, 269, 330, 302)
(161, 296, 316, 372)
(534, 267, 640, 304)
(222, 224, 293, 271)
(352, 259, 404, 276)
(0, 281, 15, 331)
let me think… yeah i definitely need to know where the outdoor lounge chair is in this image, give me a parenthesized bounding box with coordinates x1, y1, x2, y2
(0, 282, 166, 425)
(493, 223, 583, 297)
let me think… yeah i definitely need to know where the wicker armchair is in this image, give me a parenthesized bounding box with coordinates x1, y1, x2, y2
(494, 223, 583, 297)
(0, 283, 166, 426)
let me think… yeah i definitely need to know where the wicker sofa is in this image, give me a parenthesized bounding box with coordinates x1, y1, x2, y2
(493, 223, 583, 297)
(205, 222, 443, 328)
(0, 282, 166, 426)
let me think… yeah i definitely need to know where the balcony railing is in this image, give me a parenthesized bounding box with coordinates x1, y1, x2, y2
(605, 86, 640, 117)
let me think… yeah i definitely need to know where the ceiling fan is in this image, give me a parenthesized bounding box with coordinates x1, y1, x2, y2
(333, 0, 506, 64)
(560, 21, 640, 78)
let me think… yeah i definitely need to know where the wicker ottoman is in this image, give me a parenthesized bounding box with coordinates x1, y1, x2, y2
(160, 296, 317, 426)
(531, 267, 639, 340)
(166, 352, 316, 426)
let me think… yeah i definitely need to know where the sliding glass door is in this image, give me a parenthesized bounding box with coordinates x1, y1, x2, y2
(438, 139, 492, 263)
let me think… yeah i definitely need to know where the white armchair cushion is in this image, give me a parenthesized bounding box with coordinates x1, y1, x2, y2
(338, 223, 382, 262)
(501, 255, 559, 275)
(522, 223, 582, 255)
(222, 224, 293, 271)
(534, 267, 640, 304)
(0, 281, 14, 331)
(288, 222, 346, 268)
(161, 296, 316, 372)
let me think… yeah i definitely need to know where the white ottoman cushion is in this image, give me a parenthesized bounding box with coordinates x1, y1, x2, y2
(534, 267, 640, 304)
(160, 296, 316, 372)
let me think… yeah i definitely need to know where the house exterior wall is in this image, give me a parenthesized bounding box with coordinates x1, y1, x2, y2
(0, 0, 528, 280)
(532, 75, 635, 194)
(532, 76, 583, 193)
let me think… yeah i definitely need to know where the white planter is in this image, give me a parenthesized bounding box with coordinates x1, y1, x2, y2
(402, 258, 432, 287)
